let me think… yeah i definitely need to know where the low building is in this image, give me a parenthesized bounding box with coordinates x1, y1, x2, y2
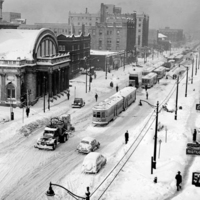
(90, 50, 125, 74)
(0, 28, 70, 107)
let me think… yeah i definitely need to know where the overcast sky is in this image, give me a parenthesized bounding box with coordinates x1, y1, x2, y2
(3, 0, 200, 31)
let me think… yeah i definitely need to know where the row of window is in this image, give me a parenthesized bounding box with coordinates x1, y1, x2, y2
(71, 16, 99, 21)
(58, 43, 90, 52)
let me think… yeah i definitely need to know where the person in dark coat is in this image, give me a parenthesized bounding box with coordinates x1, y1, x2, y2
(125, 130, 129, 144)
(193, 129, 197, 142)
(95, 93, 98, 102)
(26, 107, 30, 118)
(175, 171, 182, 191)
(116, 85, 119, 92)
(67, 91, 70, 100)
(146, 92, 148, 100)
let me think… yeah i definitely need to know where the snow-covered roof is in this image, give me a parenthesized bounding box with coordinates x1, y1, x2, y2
(93, 87, 135, 110)
(0, 28, 52, 60)
(84, 152, 101, 160)
(81, 137, 95, 143)
(44, 127, 57, 131)
(158, 33, 167, 38)
(90, 50, 118, 56)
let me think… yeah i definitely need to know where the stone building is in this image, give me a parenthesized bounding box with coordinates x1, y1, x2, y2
(57, 33, 91, 79)
(159, 27, 184, 47)
(68, 8, 100, 26)
(0, 28, 70, 107)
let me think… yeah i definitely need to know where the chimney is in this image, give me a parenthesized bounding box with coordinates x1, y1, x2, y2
(86, 8, 88, 14)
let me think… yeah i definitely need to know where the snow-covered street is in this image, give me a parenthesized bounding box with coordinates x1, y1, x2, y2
(1, 50, 200, 200)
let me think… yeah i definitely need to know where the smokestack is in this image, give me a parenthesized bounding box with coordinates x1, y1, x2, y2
(86, 8, 88, 14)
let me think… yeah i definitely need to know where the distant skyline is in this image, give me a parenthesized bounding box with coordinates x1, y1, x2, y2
(3, 0, 200, 32)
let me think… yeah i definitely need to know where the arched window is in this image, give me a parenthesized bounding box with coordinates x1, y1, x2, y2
(7, 82, 15, 98)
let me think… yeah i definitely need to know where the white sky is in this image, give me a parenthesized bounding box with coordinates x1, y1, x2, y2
(3, 0, 200, 31)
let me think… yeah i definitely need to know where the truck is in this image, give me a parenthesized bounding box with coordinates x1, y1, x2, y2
(34, 114, 75, 150)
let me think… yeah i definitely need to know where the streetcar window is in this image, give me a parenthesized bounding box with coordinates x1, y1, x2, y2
(102, 112, 105, 118)
(97, 112, 101, 118)
(93, 112, 97, 117)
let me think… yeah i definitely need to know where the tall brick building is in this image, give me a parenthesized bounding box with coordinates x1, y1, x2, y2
(0, 28, 70, 107)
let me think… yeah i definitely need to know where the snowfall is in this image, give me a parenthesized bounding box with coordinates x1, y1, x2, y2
(0, 47, 200, 200)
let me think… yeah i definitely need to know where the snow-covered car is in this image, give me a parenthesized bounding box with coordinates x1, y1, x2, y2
(82, 152, 106, 174)
(72, 98, 85, 108)
(77, 137, 100, 154)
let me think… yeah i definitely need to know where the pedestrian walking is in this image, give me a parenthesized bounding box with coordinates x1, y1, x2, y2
(26, 107, 30, 118)
(116, 85, 119, 92)
(67, 91, 70, 100)
(95, 93, 98, 102)
(175, 171, 182, 191)
(125, 130, 129, 144)
(85, 187, 90, 200)
(193, 129, 197, 142)
(146, 91, 148, 100)
(94, 72, 97, 79)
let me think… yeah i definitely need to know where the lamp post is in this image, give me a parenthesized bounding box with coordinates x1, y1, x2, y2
(43, 76, 46, 113)
(191, 58, 194, 84)
(174, 76, 179, 120)
(85, 58, 88, 93)
(180, 64, 189, 97)
(139, 100, 159, 173)
(196, 54, 198, 75)
(105, 56, 108, 79)
(166, 74, 179, 120)
(46, 182, 90, 200)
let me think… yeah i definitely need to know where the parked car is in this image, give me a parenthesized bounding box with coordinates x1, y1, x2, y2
(77, 137, 100, 154)
(82, 152, 106, 174)
(72, 98, 85, 108)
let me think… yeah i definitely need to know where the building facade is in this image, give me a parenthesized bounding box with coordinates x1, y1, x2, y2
(0, 28, 70, 107)
(68, 8, 100, 26)
(135, 13, 149, 48)
(57, 33, 91, 79)
(159, 27, 184, 47)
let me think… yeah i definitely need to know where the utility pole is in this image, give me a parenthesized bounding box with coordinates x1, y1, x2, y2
(153, 101, 159, 169)
(175, 76, 179, 120)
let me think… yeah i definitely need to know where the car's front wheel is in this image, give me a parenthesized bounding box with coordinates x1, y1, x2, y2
(52, 142, 57, 150)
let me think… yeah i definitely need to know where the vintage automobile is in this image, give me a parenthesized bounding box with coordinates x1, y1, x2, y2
(72, 98, 85, 108)
(82, 152, 106, 174)
(77, 137, 100, 154)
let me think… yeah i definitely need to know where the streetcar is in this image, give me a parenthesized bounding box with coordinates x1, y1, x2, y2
(153, 66, 166, 79)
(142, 66, 156, 76)
(142, 72, 158, 88)
(129, 67, 142, 88)
(92, 87, 137, 125)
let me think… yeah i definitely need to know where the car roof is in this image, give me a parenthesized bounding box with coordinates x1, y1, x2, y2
(81, 136, 95, 142)
(74, 98, 82, 100)
(85, 152, 101, 160)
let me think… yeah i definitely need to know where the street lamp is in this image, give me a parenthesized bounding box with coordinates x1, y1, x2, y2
(180, 64, 189, 97)
(46, 182, 90, 200)
(139, 100, 159, 173)
(166, 74, 179, 120)
(105, 56, 108, 79)
(191, 58, 194, 84)
(43, 76, 46, 113)
(195, 54, 198, 75)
